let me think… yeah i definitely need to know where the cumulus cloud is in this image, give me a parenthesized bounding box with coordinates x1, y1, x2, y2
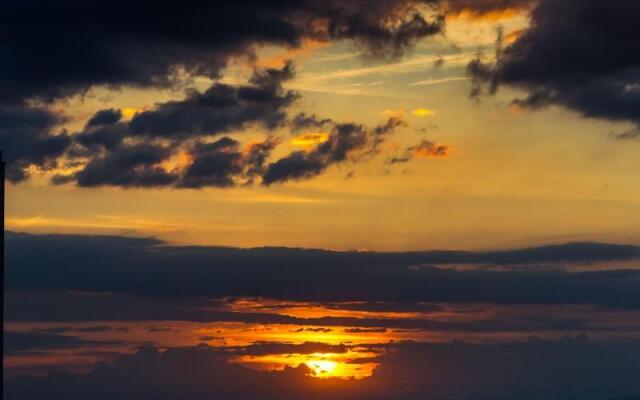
(467, 0, 640, 129)
(0, 105, 71, 182)
(0, 0, 449, 184)
(262, 117, 405, 184)
(128, 63, 297, 139)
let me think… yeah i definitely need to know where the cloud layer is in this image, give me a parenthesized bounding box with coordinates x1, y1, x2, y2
(6, 232, 640, 309)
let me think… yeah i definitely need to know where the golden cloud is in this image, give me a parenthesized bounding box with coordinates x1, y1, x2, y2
(411, 108, 435, 117)
(291, 132, 330, 148)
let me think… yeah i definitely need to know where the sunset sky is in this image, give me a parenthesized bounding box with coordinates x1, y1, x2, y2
(2, 0, 640, 399)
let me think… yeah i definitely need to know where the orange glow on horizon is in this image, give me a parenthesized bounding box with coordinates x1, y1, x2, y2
(231, 350, 379, 379)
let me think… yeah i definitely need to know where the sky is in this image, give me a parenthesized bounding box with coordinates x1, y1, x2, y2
(2, 0, 640, 399)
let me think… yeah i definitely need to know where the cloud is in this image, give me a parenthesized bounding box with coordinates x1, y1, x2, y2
(6, 233, 640, 310)
(86, 109, 123, 127)
(53, 63, 398, 188)
(408, 76, 469, 86)
(5, 339, 640, 400)
(344, 328, 388, 333)
(389, 139, 449, 163)
(0, 104, 71, 182)
(611, 129, 640, 141)
(444, 0, 534, 20)
(38, 62, 408, 188)
(5, 331, 122, 355)
(128, 63, 297, 139)
(1, 0, 448, 184)
(0, 0, 446, 104)
(262, 117, 405, 185)
(291, 132, 330, 147)
(6, 289, 617, 334)
(31, 326, 129, 334)
(409, 140, 449, 157)
(290, 112, 334, 132)
(466, 0, 640, 129)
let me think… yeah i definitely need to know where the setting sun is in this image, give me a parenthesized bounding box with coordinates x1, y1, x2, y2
(307, 360, 337, 376)
(3, 0, 640, 399)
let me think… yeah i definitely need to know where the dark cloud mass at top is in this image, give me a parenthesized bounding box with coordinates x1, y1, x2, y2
(0, 0, 448, 103)
(4, 0, 630, 184)
(468, 0, 640, 127)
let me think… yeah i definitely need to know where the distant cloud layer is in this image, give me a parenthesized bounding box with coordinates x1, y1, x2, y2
(6, 338, 640, 400)
(6, 232, 640, 309)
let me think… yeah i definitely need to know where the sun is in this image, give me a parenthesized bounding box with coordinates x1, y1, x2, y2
(306, 360, 338, 377)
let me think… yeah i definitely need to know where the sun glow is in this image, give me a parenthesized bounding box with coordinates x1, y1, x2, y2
(307, 359, 337, 376)
(232, 350, 378, 379)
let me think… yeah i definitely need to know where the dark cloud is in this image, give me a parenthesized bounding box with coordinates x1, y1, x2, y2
(86, 109, 123, 127)
(0, 0, 444, 104)
(69, 144, 178, 188)
(368, 337, 640, 399)
(0, 105, 71, 182)
(49, 64, 402, 188)
(128, 64, 297, 139)
(290, 327, 334, 333)
(227, 341, 346, 356)
(177, 138, 246, 188)
(73, 122, 129, 152)
(263, 117, 404, 184)
(290, 112, 334, 132)
(1, 0, 447, 184)
(326, 301, 443, 313)
(30, 326, 129, 334)
(5, 331, 122, 355)
(6, 290, 618, 334)
(4, 345, 321, 400)
(344, 328, 388, 333)
(6, 233, 640, 309)
(467, 0, 640, 128)
(5, 339, 640, 400)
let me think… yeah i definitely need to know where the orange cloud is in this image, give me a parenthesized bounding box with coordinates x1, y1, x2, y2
(411, 108, 435, 117)
(443, 0, 533, 22)
(291, 132, 329, 149)
(382, 109, 406, 119)
(121, 106, 150, 120)
(505, 28, 526, 44)
(160, 150, 193, 172)
(410, 140, 449, 158)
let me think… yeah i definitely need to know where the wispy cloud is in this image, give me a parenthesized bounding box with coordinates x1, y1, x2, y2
(409, 76, 470, 86)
